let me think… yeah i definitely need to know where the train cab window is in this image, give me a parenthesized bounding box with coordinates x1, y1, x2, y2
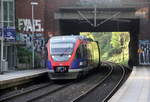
(75, 45, 84, 59)
(75, 48, 81, 59)
(80, 45, 84, 58)
(82, 44, 87, 58)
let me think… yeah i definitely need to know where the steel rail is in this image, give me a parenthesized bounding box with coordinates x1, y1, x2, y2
(70, 62, 114, 102)
(27, 82, 75, 102)
(102, 63, 126, 102)
(0, 82, 53, 102)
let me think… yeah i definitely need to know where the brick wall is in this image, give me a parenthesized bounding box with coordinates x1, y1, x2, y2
(15, 0, 150, 38)
(44, 0, 80, 37)
(15, 0, 45, 35)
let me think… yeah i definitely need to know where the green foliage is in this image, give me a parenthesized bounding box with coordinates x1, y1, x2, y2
(17, 47, 42, 68)
(80, 32, 95, 40)
(111, 32, 121, 48)
(80, 32, 130, 65)
(17, 47, 32, 63)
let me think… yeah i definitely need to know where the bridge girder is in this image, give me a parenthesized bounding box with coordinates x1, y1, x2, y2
(55, 7, 140, 20)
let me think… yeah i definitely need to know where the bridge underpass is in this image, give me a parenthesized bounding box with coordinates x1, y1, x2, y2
(55, 7, 140, 66)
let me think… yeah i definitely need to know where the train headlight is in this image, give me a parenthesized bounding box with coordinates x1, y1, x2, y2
(68, 55, 71, 58)
(52, 56, 55, 58)
(79, 62, 83, 66)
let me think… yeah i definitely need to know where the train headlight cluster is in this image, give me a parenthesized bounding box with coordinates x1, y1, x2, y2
(68, 55, 71, 58)
(79, 62, 83, 66)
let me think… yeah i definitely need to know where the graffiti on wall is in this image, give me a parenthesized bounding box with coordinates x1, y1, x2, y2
(18, 19, 44, 33)
(135, 7, 149, 19)
(19, 33, 45, 53)
(17, 18, 46, 67)
(17, 18, 45, 53)
(138, 40, 150, 65)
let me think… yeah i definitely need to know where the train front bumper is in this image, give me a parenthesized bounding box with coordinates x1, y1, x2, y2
(48, 69, 84, 80)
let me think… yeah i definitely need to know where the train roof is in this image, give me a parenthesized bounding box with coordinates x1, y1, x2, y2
(50, 35, 93, 42)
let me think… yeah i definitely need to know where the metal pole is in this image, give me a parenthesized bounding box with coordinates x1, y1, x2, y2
(94, 5, 97, 27)
(31, 4, 35, 68)
(94, 1, 97, 27)
(77, 11, 94, 26)
(31, 2, 38, 68)
(96, 12, 120, 27)
(1, 0, 4, 74)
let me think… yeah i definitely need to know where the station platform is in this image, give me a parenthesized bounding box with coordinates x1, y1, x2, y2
(0, 69, 48, 89)
(109, 66, 150, 102)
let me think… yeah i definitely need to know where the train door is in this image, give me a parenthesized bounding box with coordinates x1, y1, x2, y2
(75, 44, 88, 68)
(74, 45, 83, 68)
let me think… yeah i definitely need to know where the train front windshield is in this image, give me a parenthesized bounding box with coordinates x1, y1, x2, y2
(50, 42, 75, 61)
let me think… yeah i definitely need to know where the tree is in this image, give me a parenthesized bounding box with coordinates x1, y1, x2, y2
(80, 32, 95, 40)
(111, 32, 121, 48)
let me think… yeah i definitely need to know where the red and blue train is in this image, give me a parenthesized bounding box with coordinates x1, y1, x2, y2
(46, 35, 100, 80)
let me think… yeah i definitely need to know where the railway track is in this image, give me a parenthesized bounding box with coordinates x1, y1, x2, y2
(29, 66, 110, 102)
(0, 82, 52, 102)
(102, 63, 126, 102)
(0, 81, 74, 102)
(0, 62, 129, 102)
(27, 82, 74, 102)
(0, 66, 108, 102)
(71, 62, 126, 102)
